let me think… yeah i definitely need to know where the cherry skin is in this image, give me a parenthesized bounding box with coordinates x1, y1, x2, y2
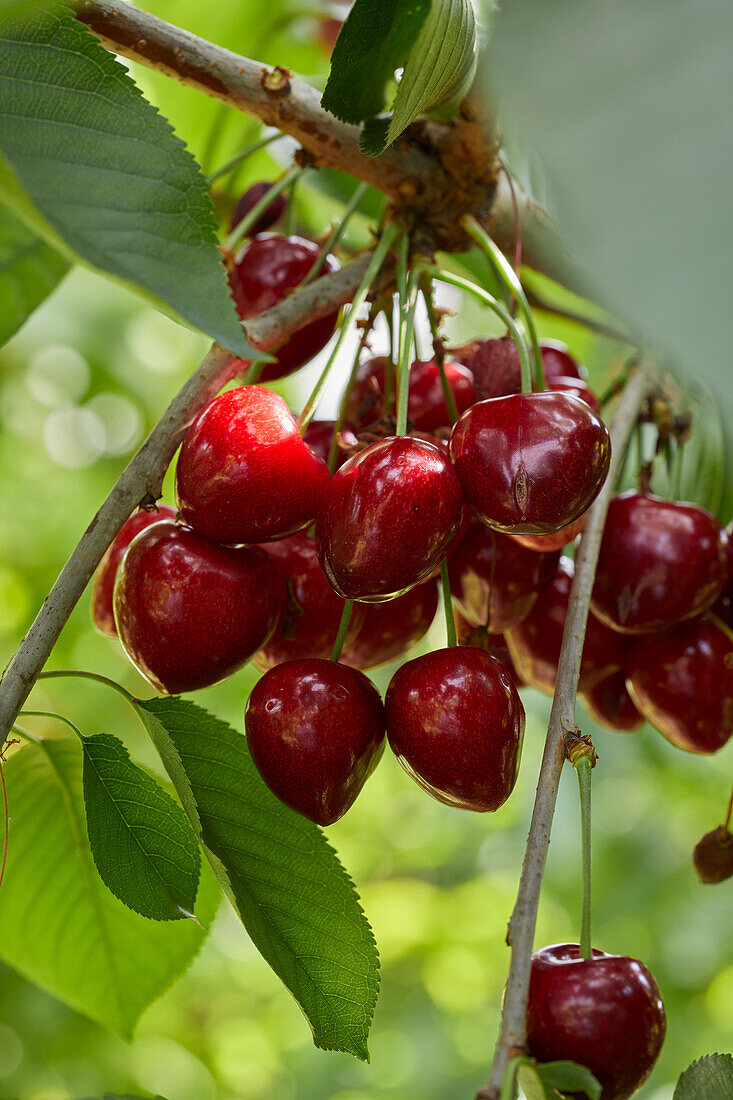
(301, 419, 358, 470)
(229, 182, 287, 236)
(505, 558, 632, 695)
(114, 520, 284, 694)
(346, 356, 476, 433)
(385, 646, 525, 811)
(583, 670, 644, 733)
(539, 340, 586, 382)
(229, 234, 339, 382)
(547, 375, 600, 415)
(712, 523, 733, 628)
(449, 392, 611, 535)
(91, 505, 176, 637)
(453, 613, 525, 687)
(316, 436, 463, 602)
(448, 520, 560, 631)
(510, 510, 588, 553)
(254, 534, 364, 669)
(245, 658, 385, 825)
(591, 492, 729, 634)
(526, 943, 666, 1100)
(625, 617, 733, 754)
(693, 825, 733, 884)
(340, 579, 439, 670)
(176, 386, 330, 546)
(454, 337, 586, 400)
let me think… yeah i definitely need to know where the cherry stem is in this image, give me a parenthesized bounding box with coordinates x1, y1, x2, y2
(440, 559, 457, 647)
(570, 749, 595, 959)
(395, 270, 421, 436)
(327, 302, 379, 474)
(283, 171, 299, 235)
(207, 131, 285, 184)
(223, 164, 302, 252)
(297, 222, 400, 433)
(422, 277, 459, 423)
(302, 182, 369, 287)
(244, 360, 266, 384)
(498, 157, 522, 318)
(36, 669, 134, 703)
(19, 710, 85, 742)
(0, 754, 8, 895)
(723, 783, 733, 834)
(330, 600, 354, 662)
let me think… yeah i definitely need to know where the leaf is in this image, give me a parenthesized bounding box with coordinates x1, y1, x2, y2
(673, 1053, 733, 1100)
(0, 7, 255, 356)
(82, 733, 201, 922)
(0, 739, 219, 1038)
(0, 201, 68, 346)
(518, 1060, 601, 1100)
(134, 695, 379, 1061)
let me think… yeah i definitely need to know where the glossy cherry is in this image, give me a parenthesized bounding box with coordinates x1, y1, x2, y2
(91, 505, 176, 637)
(448, 520, 560, 631)
(509, 511, 588, 553)
(340, 579, 439, 670)
(526, 943, 666, 1100)
(506, 558, 632, 695)
(583, 671, 643, 733)
(625, 617, 733, 754)
(245, 658, 385, 825)
(385, 646, 525, 811)
(453, 613, 525, 687)
(454, 337, 586, 401)
(114, 520, 283, 694)
(254, 534, 363, 668)
(229, 234, 339, 381)
(302, 419, 358, 470)
(316, 436, 463, 602)
(591, 492, 729, 634)
(539, 340, 586, 382)
(346, 356, 476, 433)
(450, 392, 611, 535)
(229, 182, 287, 236)
(176, 386, 330, 545)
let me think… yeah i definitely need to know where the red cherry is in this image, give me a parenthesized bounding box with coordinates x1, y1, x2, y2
(509, 511, 588, 553)
(505, 558, 631, 695)
(448, 520, 560, 631)
(245, 658, 385, 825)
(453, 612, 526, 687)
(316, 436, 463, 602)
(591, 492, 729, 634)
(539, 340, 585, 382)
(626, 617, 733, 754)
(229, 182, 287, 236)
(340, 579, 439, 670)
(114, 520, 283, 694)
(583, 671, 644, 732)
(301, 419, 358, 470)
(454, 338, 586, 401)
(229, 234, 340, 381)
(546, 375, 600, 415)
(346, 356, 476, 433)
(527, 943, 666, 1100)
(91, 505, 176, 637)
(449, 393, 611, 535)
(254, 533, 363, 668)
(176, 386, 330, 545)
(385, 646, 524, 811)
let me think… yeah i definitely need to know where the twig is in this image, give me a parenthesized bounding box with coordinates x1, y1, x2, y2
(476, 361, 655, 1100)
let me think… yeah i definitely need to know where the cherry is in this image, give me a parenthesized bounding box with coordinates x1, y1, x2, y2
(591, 492, 729, 634)
(448, 520, 560, 631)
(316, 436, 463, 601)
(450, 392, 611, 535)
(114, 520, 283, 694)
(91, 504, 176, 637)
(583, 670, 643, 733)
(711, 522, 733, 627)
(254, 533, 363, 668)
(346, 356, 476, 433)
(693, 825, 733, 884)
(505, 558, 632, 695)
(526, 943, 666, 1100)
(454, 337, 586, 401)
(547, 376, 600, 415)
(539, 340, 585, 382)
(229, 234, 339, 381)
(176, 386, 330, 546)
(229, 182, 287, 236)
(625, 617, 733, 754)
(454, 612, 525, 687)
(245, 658, 385, 825)
(302, 419, 358, 470)
(510, 511, 588, 553)
(340, 579, 439, 670)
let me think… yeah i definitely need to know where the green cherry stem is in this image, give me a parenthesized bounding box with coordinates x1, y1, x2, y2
(330, 600, 354, 662)
(36, 669, 135, 703)
(395, 269, 421, 436)
(302, 182, 369, 288)
(0, 751, 8, 893)
(19, 710, 85, 742)
(440, 559, 457, 647)
(723, 783, 733, 833)
(207, 131, 285, 184)
(422, 276, 459, 424)
(244, 360, 266, 384)
(567, 739, 596, 959)
(223, 165, 302, 252)
(327, 302, 379, 473)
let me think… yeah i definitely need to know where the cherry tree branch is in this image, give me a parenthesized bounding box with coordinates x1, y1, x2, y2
(476, 361, 656, 1100)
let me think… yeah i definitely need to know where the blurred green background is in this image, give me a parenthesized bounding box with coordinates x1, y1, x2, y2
(0, 2, 731, 1099)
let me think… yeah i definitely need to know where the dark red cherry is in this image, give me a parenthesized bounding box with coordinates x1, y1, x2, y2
(91, 505, 176, 637)
(505, 558, 632, 695)
(176, 386, 330, 545)
(114, 520, 283, 694)
(450, 392, 611, 535)
(712, 523, 733, 628)
(245, 658, 385, 825)
(509, 511, 588, 553)
(346, 356, 476, 433)
(626, 617, 733, 754)
(583, 671, 644, 732)
(316, 436, 463, 602)
(255, 534, 363, 668)
(340, 579, 439, 670)
(539, 340, 585, 382)
(385, 646, 524, 811)
(229, 234, 339, 381)
(454, 338, 586, 401)
(547, 376, 600, 415)
(693, 825, 733, 884)
(229, 182, 287, 236)
(454, 612, 525, 687)
(591, 492, 729, 634)
(301, 419, 358, 470)
(448, 520, 560, 632)
(526, 943, 666, 1100)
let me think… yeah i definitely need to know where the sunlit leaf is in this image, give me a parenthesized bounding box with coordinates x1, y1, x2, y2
(0, 202, 68, 346)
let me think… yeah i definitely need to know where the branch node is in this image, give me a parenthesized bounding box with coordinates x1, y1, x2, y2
(565, 732, 598, 769)
(261, 66, 290, 96)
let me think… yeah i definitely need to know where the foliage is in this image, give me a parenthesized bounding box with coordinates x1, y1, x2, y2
(0, 204, 69, 345)
(674, 1054, 733, 1100)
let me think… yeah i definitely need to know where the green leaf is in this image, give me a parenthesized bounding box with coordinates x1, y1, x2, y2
(0, 7, 255, 356)
(134, 695, 379, 1061)
(0, 201, 68, 345)
(82, 732, 201, 922)
(517, 1059, 602, 1100)
(674, 1054, 733, 1100)
(0, 739, 219, 1038)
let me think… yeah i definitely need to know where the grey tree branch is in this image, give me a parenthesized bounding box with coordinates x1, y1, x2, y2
(476, 361, 656, 1100)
